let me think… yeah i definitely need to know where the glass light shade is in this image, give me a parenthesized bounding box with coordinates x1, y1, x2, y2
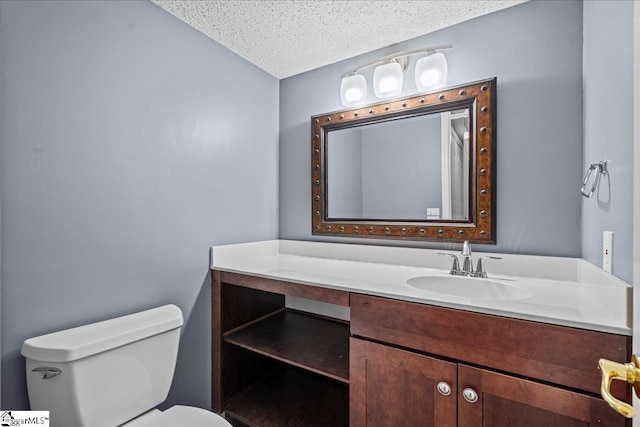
(373, 61, 403, 98)
(415, 52, 448, 92)
(340, 74, 367, 106)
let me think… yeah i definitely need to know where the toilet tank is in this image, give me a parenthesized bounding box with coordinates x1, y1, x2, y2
(21, 305, 184, 427)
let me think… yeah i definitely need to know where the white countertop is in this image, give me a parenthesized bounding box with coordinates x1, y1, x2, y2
(210, 240, 632, 335)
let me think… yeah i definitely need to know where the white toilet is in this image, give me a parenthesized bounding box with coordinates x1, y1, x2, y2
(21, 304, 232, 427)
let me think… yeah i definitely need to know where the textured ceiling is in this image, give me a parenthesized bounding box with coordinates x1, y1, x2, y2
(151, 0, 527, 79)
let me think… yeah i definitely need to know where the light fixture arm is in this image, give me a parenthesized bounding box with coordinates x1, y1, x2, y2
(341, 44, 453, 78)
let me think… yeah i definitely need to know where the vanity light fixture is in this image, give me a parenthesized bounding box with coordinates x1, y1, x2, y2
(415, 51, 448, 91)
(339, 44, 452, 106)
(373, 61, 404, 98)
(340, 73, 367, 106)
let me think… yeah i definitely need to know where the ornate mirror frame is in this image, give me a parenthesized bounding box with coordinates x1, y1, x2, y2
(311, 78, 497, 243)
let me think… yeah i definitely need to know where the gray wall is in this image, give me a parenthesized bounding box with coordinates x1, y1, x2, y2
(582, 1, 634, 283)
(327, 127, 363, 217)
(361, 116, 441, 219)
(0, 0, 278, 410)
(279, 0, 584, 257)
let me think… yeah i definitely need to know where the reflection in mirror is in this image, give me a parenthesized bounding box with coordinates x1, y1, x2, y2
(311, 78, 496, 243)
(327, 109, 469, 221)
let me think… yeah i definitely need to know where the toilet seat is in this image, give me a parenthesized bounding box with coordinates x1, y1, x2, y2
(124, 405, 232, 427)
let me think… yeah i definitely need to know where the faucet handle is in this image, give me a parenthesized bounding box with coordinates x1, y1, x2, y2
(437, 253, 460, 274)
(474, 256, 502, 278)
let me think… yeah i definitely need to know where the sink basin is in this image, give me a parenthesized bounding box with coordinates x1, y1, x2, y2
(406, 275, 532, 301)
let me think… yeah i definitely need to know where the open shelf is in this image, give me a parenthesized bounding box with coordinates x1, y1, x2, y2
(224, 367, 349, 427)
(224, 309, 349, 384)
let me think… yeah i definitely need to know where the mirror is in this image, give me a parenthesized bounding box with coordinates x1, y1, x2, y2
(326, 108, 470, 221)
(311, 78, 496, 243)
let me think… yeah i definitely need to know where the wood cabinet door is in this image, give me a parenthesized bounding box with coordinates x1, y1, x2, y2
(350, 338, 457, 427)
(457, 364, 628, 427)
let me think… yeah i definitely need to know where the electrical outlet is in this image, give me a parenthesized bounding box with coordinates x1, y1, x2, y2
(603, 231, 613, 274)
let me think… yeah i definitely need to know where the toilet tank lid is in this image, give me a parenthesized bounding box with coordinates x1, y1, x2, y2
(21, 304, 184, 363)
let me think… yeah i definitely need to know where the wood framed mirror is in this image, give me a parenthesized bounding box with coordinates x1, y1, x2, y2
(311, 78, 496, 243)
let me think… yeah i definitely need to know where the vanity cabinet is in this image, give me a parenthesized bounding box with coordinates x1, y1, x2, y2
(211, 271, 350, 427)
(351, 294, 630, 427)
(212, 271, 631, 426)
(350, 338, 457, 426)
(351, 338, 623, 426)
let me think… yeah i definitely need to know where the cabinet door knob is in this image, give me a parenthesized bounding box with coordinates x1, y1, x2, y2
(462, 387, 478, 403)
(436, 381, 451, 396)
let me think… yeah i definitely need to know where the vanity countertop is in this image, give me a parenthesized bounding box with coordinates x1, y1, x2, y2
(210, 240, 631, 335)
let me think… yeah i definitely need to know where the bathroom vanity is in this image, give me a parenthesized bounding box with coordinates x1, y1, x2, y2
(211, 240, 632, 427)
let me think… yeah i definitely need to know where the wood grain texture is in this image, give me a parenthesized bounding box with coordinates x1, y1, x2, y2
(213, 270, 285, 412)
(458, 364, 629, 426)
(224, 367, 349, 427)
(225, 310, 350, 383)
(350, 293, 630, 396)
(350, 337, 457, 427)
(220, 271, 349, 306)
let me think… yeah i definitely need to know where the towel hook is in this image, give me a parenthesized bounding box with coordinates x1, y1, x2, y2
(581, 161, 607, 198)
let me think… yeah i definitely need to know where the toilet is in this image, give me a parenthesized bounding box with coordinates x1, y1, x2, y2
(21, 304, 232, 427)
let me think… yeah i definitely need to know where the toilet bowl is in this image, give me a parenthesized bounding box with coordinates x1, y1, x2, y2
(21, 305, 232, 427)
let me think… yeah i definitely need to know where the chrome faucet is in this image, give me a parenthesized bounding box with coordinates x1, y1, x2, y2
(438, 241, 501, 278)
(461, 241, 473, 274)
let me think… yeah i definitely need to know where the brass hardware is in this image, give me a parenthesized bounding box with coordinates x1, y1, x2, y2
(438, 94, 445, 100)
(598, 355, 640, 418)
(458, 90, 466, 96)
